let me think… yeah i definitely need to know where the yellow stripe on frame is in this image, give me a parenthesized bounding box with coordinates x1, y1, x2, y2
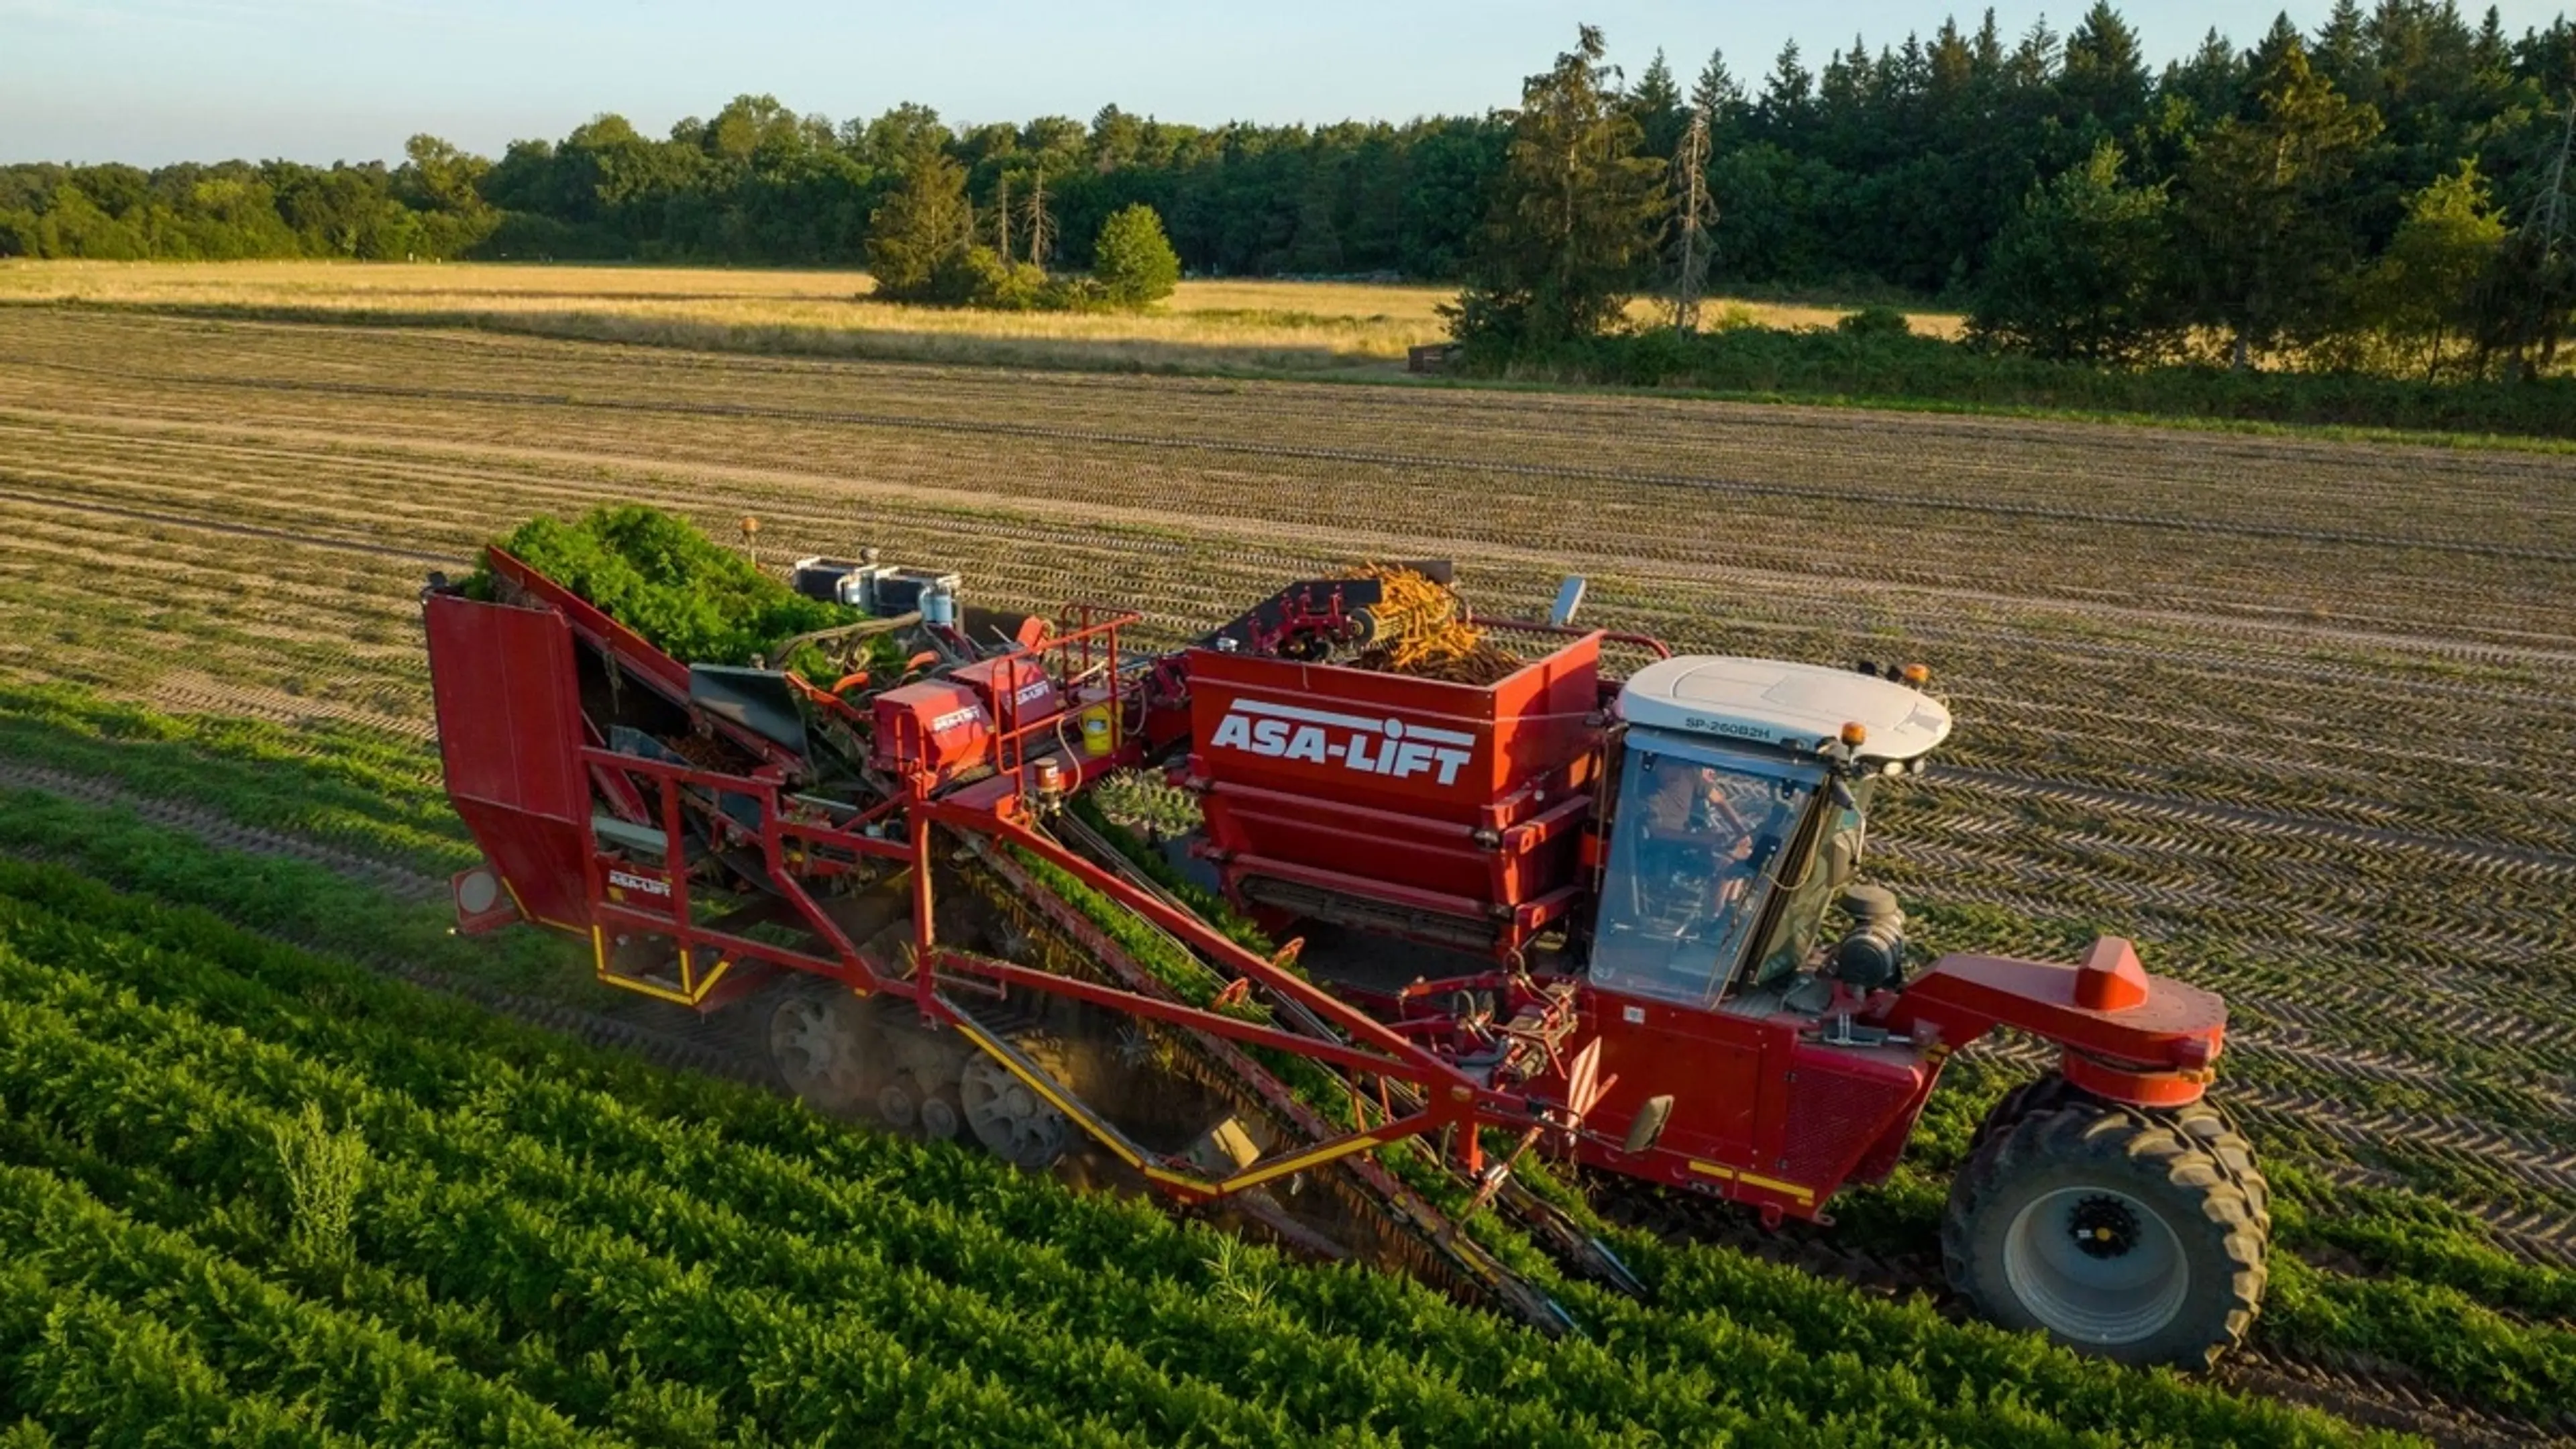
(1218, 1134, 1384, 1194)
(1736, 1171, 1817, 1204)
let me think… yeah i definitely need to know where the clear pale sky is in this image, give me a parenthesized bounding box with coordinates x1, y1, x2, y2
(3, 1, 2569, 166)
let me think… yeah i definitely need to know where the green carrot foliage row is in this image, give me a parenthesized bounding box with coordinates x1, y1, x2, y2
(0, 856, 2396, 1446)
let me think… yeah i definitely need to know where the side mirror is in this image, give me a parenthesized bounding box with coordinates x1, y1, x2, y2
(1824, 829, 1863, 890)
(1622, 1095, 1675, 1154)
(1549, 575, 1588, 627)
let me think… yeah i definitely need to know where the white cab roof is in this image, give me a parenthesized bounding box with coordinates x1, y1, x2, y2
(1618, 656, 1953, 761)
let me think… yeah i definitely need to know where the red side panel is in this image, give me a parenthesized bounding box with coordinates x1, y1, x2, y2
(1185, 637, 1603, 933)
(425, 593, 594, 934)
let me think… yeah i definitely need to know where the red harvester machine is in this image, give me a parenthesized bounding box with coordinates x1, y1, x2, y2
(425, 547, 2268, 1366)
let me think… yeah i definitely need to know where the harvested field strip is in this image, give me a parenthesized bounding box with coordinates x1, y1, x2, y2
(5, 310, 2571, 539)
(21, 358, 2576, 561)
(7, 466, 2569, 862)
(7, 415, 2566, 660)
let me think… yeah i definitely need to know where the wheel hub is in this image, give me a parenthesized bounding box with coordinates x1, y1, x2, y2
(2068, 1194, 2140, 1260)
(2003, 1185, 2189, 1345)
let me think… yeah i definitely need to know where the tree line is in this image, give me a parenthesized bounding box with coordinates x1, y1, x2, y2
(1453, 9, 2576, 379)
(2, 3, 2570, 374)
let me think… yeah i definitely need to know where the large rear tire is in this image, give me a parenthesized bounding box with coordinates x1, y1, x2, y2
(1943, 1100, 2267, 1368)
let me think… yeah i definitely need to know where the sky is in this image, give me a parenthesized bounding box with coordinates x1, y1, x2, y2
(2, 0, 2570, 167)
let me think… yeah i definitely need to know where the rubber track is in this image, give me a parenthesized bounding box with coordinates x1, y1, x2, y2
(17, 358, 2576, 564)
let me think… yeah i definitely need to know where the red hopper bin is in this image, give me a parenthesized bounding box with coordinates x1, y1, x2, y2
(1184, 635, 1605, 957)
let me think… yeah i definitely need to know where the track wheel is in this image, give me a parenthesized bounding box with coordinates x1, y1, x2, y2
(918, 1071, 965, 1142)
(960, 1055, 1070, 1169)
(764, 979, 881, 1117)
(1943, 1102, 2266, 1368)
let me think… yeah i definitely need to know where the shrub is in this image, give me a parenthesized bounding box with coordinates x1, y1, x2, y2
(1092, 203, 1181, 309)
(930, 245, 1052, 310)
(1835, 305, 1913, 338)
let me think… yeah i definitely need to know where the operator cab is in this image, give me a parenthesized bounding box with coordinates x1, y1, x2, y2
(1588, 657, 1951, 1013)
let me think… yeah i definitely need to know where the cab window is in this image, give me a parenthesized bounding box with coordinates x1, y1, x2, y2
(1590, 740, 1819, 1007)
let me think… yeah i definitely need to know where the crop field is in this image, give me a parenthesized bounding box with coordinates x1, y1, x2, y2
(1, 304, 2573, 1444)
(0, 260, 1963, 376)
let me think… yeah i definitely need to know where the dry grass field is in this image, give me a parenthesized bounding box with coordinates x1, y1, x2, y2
(1, 304, 2570, 1440)
(0, 260, 1962, 374)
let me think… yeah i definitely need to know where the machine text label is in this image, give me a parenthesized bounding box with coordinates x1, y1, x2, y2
(1211, 700, 1475, 786)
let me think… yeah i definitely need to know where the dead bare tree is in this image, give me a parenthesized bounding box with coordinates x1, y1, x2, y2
(2478, 93, 2576, 378)
(994, 170, 1014, 264)
(1022, 168, 1055, 267)
(1669, 108, 1717, 335)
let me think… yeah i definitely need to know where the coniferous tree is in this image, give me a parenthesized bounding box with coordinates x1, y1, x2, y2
(2174, 38, 2383, 367)
(1691, 48, 1746, 126)
(866, 149, 973, 299)
(1629, 49, 1689, 160)
(2061, 3, 2153, 140)
(1754, 42, 1817, 144)
(2475, 95, 2576, 376)
(1448, 25, 1670, 352)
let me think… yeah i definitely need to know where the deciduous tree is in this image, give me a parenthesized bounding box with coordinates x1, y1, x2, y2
(1971, 142, 2181, 363)
(2355, 160, 2507, 378)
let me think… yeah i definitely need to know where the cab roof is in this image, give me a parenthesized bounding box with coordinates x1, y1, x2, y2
(1617, 656, 1953, 763)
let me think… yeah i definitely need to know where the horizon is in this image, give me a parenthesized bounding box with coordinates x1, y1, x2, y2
(5, 0, 2571, 170)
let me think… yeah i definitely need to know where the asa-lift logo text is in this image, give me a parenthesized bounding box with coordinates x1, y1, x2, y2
(1210, 697, 1475, 786)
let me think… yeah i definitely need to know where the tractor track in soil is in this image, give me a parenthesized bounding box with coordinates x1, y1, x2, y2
(1929, 767, 2576, 877)
(20, 475, 2569, 885)
(25, 493, 2576, 1185)
(0, 760, 445, 906)
(0, 760, 2554, 1447)
(15, 357, 2576, 568)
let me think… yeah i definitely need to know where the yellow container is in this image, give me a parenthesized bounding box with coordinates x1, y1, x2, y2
(1080, 704, 1116, 757)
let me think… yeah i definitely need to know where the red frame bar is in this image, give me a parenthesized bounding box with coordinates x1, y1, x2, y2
(927, 950, 1472, 1085)
(952, 806, 1460, 1073)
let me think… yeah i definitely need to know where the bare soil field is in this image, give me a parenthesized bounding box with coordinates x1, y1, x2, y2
(3, 305, 2571, 1440)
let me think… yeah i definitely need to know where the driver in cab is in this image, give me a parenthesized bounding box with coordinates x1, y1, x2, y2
(1639, 755, 1784, 906)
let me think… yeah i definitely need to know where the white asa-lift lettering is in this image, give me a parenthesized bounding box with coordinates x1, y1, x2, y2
(1210, 696, 1475, 786)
